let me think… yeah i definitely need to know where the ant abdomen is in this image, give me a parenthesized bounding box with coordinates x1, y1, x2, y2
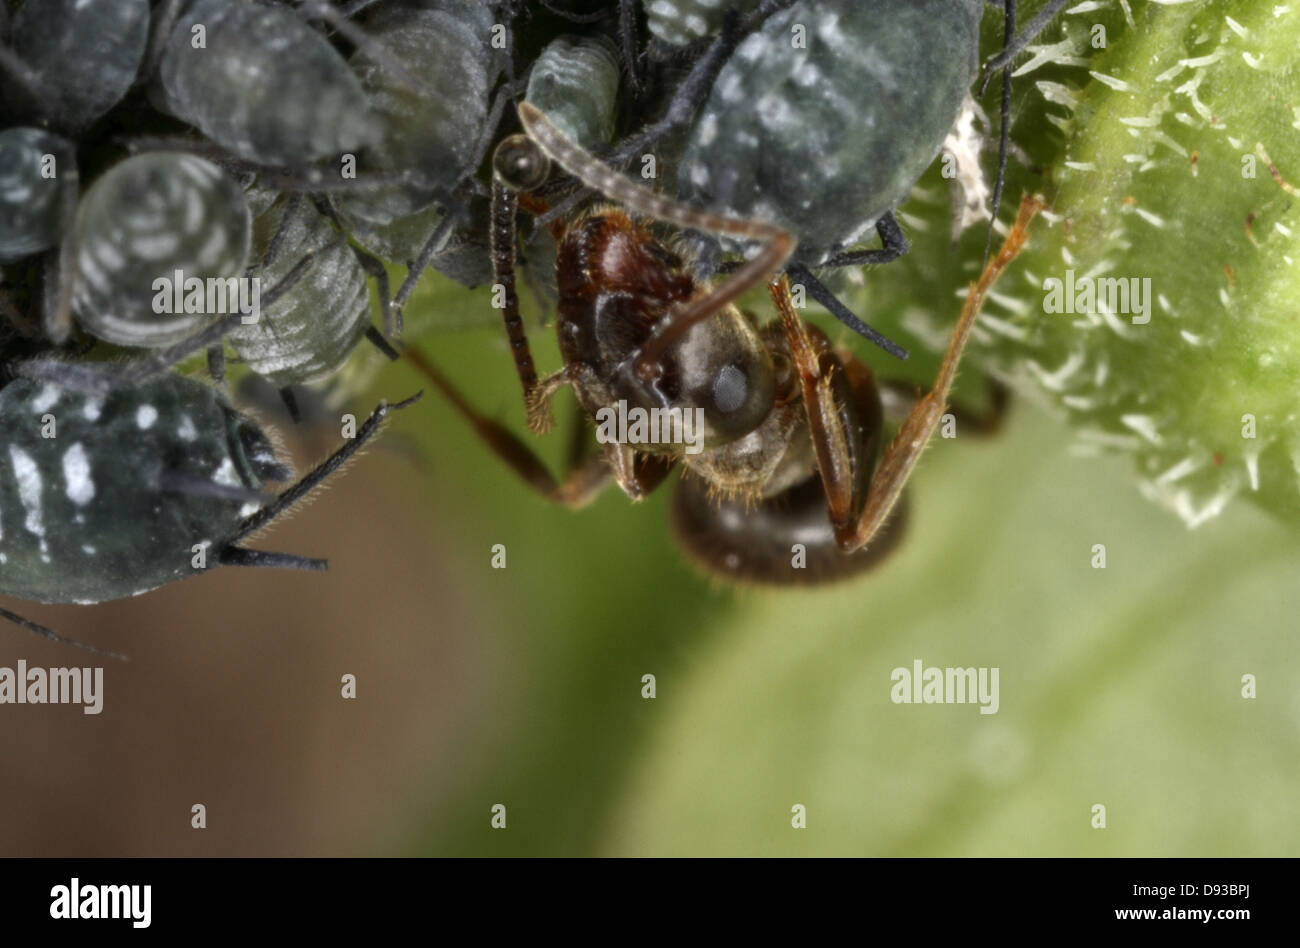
(672, 475, 909, 586)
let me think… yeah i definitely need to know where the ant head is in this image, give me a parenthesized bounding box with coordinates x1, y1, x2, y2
(492, 134, 551, 192)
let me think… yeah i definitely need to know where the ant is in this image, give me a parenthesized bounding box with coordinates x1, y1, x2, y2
(408, 103, 1040, 584)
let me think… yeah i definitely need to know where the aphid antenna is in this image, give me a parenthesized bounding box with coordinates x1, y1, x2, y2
(231, 390, 424, 542)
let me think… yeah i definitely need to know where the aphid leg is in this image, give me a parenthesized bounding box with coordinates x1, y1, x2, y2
(387, 211, 456, 338)
(785, 262, 909, 361)
(14, 252, 319, 393)
(618, 0, 643, 97)
(982, 0, 1017, 266)
(342, 244, 401, 357)
(385, 84, 514, 336)
(158, 470, 271, 506)
(141, 0, 183, 83)
(279, 387, 302, 424)
(0, 604, 129, 661)
(298, 1, 430, 99)
(405, 348, 618, 508)
(39, 168, 80, 343)
(0, 44, 54, 117)
(606, 9, 744, 164)
(816, 211, 910, 269)
(839, 195, 1041, 552)
(218, 547, 326, 571)
(538, 0, 605, 23)
(310, 196, 402, 355)
(230, 390, 423, 543)
(518, 103, 794, 378)
(262, 193, 306, 269)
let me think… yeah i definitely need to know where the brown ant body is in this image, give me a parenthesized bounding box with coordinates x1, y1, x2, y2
(409, 103, 1039, 584)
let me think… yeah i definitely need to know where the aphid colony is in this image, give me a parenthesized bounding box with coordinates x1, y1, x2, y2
(0, 0, 1066, 647)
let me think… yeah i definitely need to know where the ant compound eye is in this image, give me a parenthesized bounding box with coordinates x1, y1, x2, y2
(493, 135, 551, 192)
(704, 356, 774, 442)
(712, 364, 749, 414)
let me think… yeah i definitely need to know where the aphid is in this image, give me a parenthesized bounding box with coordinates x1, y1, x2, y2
(0, 127, 76, 265)
(333, 2, 498, 228)
(228, 195, 374, 402)
(327, 0, 512, 329)
(662, 0, 1069, 351)
(524, 34, 621, 152)
(410, 105, 1038, 583)
(157, 0, 377, 168)
(0, 372, 419, 651)
(0, 0, 150, 132)
(68, 151, 250, 348)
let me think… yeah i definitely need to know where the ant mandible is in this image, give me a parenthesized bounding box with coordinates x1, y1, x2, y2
(408, 102, 1040, 584)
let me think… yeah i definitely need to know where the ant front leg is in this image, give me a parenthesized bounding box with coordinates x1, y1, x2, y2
(772, 196, 1041, 553)
(840, 196, 1040, 552)
(878, 376, 1010, 438)
(406, 347, 670, 508)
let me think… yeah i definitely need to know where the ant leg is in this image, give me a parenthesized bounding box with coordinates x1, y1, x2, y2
(519, 102, 794, 378)
(878, 377, 1010, 437)
(839, 195, 1041, 552)
(405, 347, 620, 508)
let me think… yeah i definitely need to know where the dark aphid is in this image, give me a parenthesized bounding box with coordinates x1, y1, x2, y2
(230, 196, 371, 388)
(70, 152, 250, 348)
(524, 34, 621, 152)
(1, 0, 150, 132)
(0, 374, 282, 605)
(0, 127, 76, 264)
(333, 3, 498, 228)
(158, 0, 376, 167)
(677, 0, 982, 262)
(0, 372, 420, 649)
(409, 104, 1038, 584)
(666, 0, 1068, 353)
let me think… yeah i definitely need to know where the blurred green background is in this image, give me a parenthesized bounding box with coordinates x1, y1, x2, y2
(1, 0, 1297, 857)
(2, 303, 1294, 856)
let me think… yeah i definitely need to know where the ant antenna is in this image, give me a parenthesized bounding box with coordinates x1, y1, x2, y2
(518, 102, 793, 378)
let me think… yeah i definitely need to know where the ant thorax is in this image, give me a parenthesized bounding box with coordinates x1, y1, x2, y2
(553, 206, 780, 460)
